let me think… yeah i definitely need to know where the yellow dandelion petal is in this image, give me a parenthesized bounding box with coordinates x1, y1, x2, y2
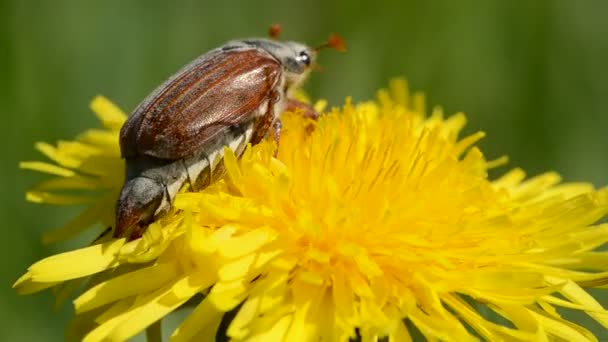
(246, 315, 292, 342)
(530, 310, 592, 342)
(207, 279, 249, 311)
(550, 278, 608, 327)
(218, 248, 282, 282)
(19, 161, 76, 177)
(171, 296, 225, 342)
(14, 80, 608, 341)
(81, 300, 135, 342)
(25, 191, 99, 205)
(35, 142, 81, 168)
(13, 274, 59, 295)
(216, 228, 276, 259)
(18, 239, 124, 284)
(77, 129, 122, 150)
(94, 297, 135, 325)
(32, 175, 101, 191)
(282, 280, 323, 342)
(74, 262, 179, 313)
(442, 293, 534, 340)
(313, 99, 328, 113)
(90, 95, 128, 130)
(102, 274, 211, 342)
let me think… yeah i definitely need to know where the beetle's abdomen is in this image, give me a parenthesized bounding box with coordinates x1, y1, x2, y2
(114, 121, 254, 239)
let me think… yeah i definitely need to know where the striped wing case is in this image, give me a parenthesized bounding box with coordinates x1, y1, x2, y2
(119, 48, 282, 160)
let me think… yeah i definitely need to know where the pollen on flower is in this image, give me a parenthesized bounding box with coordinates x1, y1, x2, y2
(14, 80, 608, 342)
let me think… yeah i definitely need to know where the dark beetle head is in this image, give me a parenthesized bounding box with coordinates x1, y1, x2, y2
(233, 39, 316, 89)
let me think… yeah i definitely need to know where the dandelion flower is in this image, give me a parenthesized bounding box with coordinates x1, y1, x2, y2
(15, 80, 608, 341)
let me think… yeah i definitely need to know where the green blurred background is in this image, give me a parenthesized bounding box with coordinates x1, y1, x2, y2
(2, 1, 607, 341)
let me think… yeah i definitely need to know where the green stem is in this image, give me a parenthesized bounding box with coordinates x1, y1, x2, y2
(146, 320, 163, 342)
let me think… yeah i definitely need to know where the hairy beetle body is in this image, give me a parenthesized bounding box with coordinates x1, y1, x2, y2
(116, 121, 254, 236)
(115, 38, 319, 239)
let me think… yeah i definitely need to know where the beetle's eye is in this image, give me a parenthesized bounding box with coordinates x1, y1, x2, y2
(297, 51, 311, 66)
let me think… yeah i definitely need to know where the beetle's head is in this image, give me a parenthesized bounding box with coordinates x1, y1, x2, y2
(240, 39, 316, 90)
(231, 34, 345, 91)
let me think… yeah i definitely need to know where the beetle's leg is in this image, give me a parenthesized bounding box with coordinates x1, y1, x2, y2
(286, 99, 319, 135)
(204, 152, 213, 185)
(92, 226, 112, 244)
(286, 99, 320, 120)
(162, 182, 172, 210)
(272, 119, 282, 157)
(180, 159, 198, 191)
(250, 112, 273, 145)
(273, 119, 282, 144)
(251, 90, 281, 145)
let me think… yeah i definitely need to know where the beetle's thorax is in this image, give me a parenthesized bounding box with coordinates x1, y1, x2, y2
(227, 38, 314, 93)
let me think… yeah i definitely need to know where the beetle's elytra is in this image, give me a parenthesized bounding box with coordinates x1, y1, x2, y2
(114, 32, 345, 240)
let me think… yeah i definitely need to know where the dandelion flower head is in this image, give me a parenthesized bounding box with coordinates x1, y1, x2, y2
(14, 80, 608, 341)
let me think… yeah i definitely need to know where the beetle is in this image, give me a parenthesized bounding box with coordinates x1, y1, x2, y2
(114, 31, 345, 240)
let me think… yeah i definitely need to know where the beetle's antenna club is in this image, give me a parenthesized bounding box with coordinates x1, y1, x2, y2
(314, 34, 347, 53)
(268, 24, 281, 39)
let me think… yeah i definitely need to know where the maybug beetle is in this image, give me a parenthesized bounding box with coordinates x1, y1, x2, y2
(114, 30, 345, 239)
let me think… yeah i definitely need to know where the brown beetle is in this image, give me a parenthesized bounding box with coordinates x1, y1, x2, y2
(115, 33, 344, 239)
